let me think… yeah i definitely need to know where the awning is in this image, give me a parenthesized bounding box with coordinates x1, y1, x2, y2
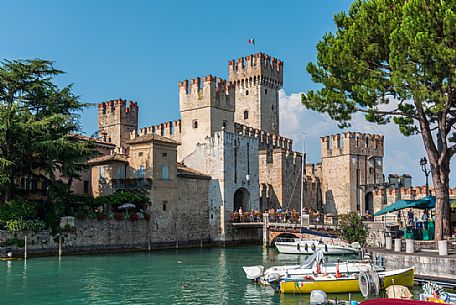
(374, 196, 436, 216)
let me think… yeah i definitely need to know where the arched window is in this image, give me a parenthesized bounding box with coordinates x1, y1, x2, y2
(246, 90, 249, 96)
(223, 121, 227, 128)
(192, 120, 198, 128)
(244, 111, 249, 119)
(265, 89, 268, 95)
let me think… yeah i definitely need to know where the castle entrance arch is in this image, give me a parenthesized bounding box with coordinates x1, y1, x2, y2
(365, 191, 374, 216)
(234, 188, 250, 212)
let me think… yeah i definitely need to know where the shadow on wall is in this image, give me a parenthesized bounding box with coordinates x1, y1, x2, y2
(260, 185, 279, 210)
(324, 190, 337, 215)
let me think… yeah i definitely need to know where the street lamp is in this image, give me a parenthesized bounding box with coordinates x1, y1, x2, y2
(420, 157, 431, 196)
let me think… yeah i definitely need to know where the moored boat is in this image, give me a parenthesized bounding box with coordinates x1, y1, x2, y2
(279, 267, 414, 294)
(243, 250, 384, 285)
(274, 238, 360, 255)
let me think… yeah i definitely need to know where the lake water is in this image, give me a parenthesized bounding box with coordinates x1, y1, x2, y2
(0, 245, 413, 304)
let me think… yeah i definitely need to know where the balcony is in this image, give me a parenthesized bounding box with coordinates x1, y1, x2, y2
(111, 178, 152, 192)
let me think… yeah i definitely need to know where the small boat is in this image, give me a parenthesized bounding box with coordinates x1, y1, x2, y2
(279, 267, 414, 294)
(0, 257, 19, 261)
(274, 237, 360, 255)
(244, 250, 383, 284)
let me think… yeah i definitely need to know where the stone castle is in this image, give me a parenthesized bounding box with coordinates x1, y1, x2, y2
(82, 52, 408, 242)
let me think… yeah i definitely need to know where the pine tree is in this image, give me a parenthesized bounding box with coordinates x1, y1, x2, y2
(0, 59, 94, 203)
(302, 0, 455, 239)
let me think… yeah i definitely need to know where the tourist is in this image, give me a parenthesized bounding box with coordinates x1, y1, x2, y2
(397, 210, 403, 226)
(421, 210, 429, 230)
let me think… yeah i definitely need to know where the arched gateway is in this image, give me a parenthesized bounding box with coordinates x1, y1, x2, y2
(234, 188, 250, 212)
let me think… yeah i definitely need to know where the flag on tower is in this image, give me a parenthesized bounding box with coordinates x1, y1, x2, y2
(248, 38, 255, 44)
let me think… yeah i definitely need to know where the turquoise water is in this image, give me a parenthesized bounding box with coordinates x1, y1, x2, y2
(0, 246, 401, 304)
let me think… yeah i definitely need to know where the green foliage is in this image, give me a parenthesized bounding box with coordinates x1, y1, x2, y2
(338, 212, 367, 245)
(93, 191, 150, 207)
(0, 199, 37, 221)
(1, 237, 25, 248)
(5, 219, 46, 232)
(0, 59, 96, 202)
(302, 0, 455, 132)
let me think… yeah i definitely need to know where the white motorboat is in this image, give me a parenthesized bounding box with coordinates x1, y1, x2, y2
(243, 250, 383, 285)
(274, 237, 360, 255)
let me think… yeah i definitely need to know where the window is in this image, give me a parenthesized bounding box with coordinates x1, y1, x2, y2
(138, 152, 143, 157)
(116, 166, 125, 179)
(99, 166, 105, 179)
(223, 121, 227, 128)
(137, 165, 144, 178)
(162, 152, 167, 157)
(192, 120, 198, 128)
(246, 90, 249, 95)
(162, 165, 169, 180)
(265, 89, 268, 95)
(83, 180, 89, 194)
(163, 201, 168, 211)
(244, 111, 249, 119)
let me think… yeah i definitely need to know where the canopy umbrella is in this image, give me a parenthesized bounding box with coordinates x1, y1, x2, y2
(118, 203, 136, 209)
(374, 196, 435, 216)
(117, 203, 136, 214)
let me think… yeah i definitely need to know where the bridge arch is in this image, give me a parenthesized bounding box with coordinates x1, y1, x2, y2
(270, 232, 299, 245)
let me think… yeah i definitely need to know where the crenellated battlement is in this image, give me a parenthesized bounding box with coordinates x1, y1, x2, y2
(228, 52, 283, 87)
(130, 119, 182, 140)
(234, 123, 292, 151)
(98, 99, 138, 114)
(373, 186, 456, 198)
(321, 132, 384, 158)
(179, 75, 235, 112)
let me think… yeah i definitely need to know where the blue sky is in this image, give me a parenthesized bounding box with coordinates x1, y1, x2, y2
(1, 0, 451, 186)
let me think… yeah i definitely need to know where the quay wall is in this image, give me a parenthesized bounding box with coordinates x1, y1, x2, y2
(370, 248, 456, 282)
(0, 218, 210, 255)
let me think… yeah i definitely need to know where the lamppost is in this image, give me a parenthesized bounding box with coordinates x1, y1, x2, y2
(420, 157, 431, 196)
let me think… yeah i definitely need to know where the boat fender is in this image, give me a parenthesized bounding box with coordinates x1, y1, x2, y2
(324, 244, 328, 252)
(305, 243, 308, 252)
(311, 243, 316, 251)
(297, 243, 300, 251)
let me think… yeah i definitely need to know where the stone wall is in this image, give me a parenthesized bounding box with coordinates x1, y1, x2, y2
(370, 248, 456, 281)
(320, 133, 384, 216)
(183, 130, 260, 242)
(259, 148, 303, 211)
(0, 216, 209, 255)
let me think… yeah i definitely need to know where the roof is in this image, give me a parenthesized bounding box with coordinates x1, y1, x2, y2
(177, 163, 211, 180)
(87, 153, 129, 165)
(127, 133, 179, 145)
(69, 134, 116, 147)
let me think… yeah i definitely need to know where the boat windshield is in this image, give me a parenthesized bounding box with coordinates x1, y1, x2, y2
(298, 249, 324, 269)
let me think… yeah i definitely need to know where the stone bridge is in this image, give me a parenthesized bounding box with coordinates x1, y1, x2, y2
(231, 213, 339, 246)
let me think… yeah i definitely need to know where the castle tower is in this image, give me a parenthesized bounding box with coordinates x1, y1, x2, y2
(178, 75, 235, 160)
(98, 99, 138, 149)
(320, 132, 384, 215)
(228, 53, 283, 135)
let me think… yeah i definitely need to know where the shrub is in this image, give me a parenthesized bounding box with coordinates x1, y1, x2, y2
(0, 199, 37, 221)
(5, 220, 47, 232)
(2, 237, 25, 247)
(130, 213, 139, 221)
(338, 211, 367, 246)
(97, 213, 105, 221)
(114, 212, 122, 221)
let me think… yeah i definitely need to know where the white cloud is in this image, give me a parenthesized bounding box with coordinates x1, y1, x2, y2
(279, 89, 456, 186)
